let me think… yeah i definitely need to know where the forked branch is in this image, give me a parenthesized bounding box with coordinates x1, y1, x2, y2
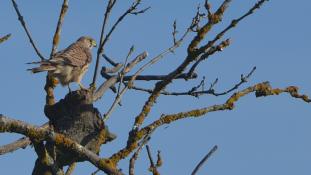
(0, 115, 122, 175)
(91, 0, 150, 88)
(110, 81, 311, 162)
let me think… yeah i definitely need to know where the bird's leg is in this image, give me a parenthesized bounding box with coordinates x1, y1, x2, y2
(67, 84, 72, 93)
(78, 82, 87, 90)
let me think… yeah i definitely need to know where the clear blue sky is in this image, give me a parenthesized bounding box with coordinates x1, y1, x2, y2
(1, 0, 311, 174)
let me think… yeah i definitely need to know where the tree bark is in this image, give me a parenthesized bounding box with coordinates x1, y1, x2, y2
(32, 89, 115, 174)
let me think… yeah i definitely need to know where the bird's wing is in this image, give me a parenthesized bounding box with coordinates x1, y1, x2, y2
(52, 43, 92, 67)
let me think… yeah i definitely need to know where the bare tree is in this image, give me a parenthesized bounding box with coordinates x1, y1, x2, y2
(1, 0, 310, 175)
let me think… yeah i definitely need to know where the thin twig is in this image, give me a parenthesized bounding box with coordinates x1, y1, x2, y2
(93, 51, 147, 102)
(110, 0, 269, 163)
(128, 27, 191, 87)
(102, 54, 120, 67)
(117, 45, 135, 95)
(50, 0, 69, 58)
(131, 67, 256, 97)
(91, 0, 116, 88)
(187, 39, 231, 77)
(146, 145, 160, 175)
(204, 0, 212, 18)
(101, 2, 149, 51)
(191, 145, 218, 175)
(104, 29, 191, 120)
(11, 0, 45, 60)
(129, 1, 232, 131)
(103, 51, 148, 121)
(101, 71, 197, 82)
(91, 169, 100, 175)
(0, 34, 11, 44)
(188, 0, 232, 54)
(130, 83, 311, 162)
(92, 0, 149, 88)
(156, 151, 162, 168)
(129, 135, 151, 175)
(197, 0, 268, 54)
(172, 20, 178, 45)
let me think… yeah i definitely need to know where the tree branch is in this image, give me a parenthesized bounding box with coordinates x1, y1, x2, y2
(91, 0, 149, 88)
(11, 0, 45, 60)
(65, 163, 76, 175)
(50, 0, 69, 58)
(91, 0, 116, 88)
(146, 145, 160, 175)
(93, 51, 148, 102)
(0, 122, 49, 155)
(0, 115, 122, 175)
(191, 145, 218, 175)
(129, 135, 151, 175)
(0, 137, 30, 155)
(139, 82, 311, 136)
(0, 34, 11, 44)
(130, 0, 235, 132)
(188, 0, 232, 54)
(197, 0, 268, 55)
(101, 71, 198, 82)
(110, 82, 311, 163)
(130, 0, 268, 131)
(132, 67, 256, 97)
(108, 1, 267, 163)
(187, 39, 231, 77)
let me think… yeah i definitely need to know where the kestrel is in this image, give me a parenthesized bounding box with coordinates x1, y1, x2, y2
(28, 36, 97, 90)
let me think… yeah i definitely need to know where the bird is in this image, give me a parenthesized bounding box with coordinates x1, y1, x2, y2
(28, 36, 97, 91)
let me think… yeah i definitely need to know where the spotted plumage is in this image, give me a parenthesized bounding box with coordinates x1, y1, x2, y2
(28, 36, 97, 90)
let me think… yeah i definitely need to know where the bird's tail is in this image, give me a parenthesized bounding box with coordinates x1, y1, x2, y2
(27, 61, 56, 73)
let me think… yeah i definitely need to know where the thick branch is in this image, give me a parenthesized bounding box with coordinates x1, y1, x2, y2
(0, 137, 30, 155)
(188, 0, 231, 54)
(109, 1, 266, 163)
(130, 0, 239, 132)
(139, 82, 311, 135)
(0, 122, 49, 155)
(131, 0, 268, 133)
(0, 115, 122, 175)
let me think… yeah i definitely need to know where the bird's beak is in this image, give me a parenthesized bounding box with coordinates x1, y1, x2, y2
(92, 40, 97, 47)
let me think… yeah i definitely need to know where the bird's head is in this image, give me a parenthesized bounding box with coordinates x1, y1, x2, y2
(77, 36, 97, 49)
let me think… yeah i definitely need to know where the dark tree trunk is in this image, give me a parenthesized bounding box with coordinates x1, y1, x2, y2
(32, 89, 115, 175)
